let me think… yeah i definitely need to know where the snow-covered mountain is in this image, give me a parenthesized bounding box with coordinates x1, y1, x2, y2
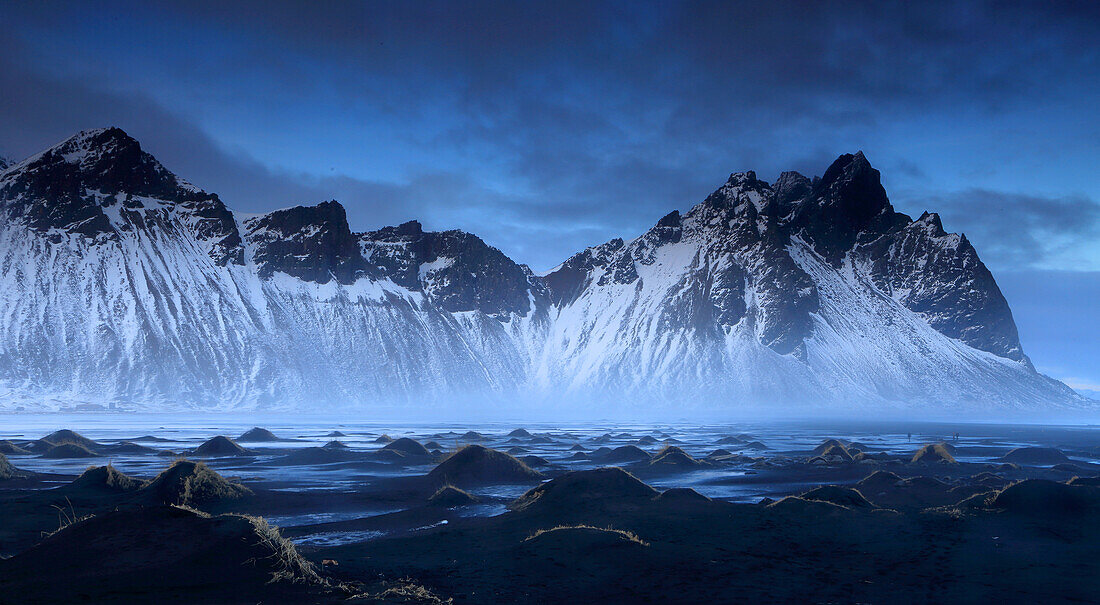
(0, 129, 1085, 412)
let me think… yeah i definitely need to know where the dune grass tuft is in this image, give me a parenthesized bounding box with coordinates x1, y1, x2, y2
(525, 524, 649, 546)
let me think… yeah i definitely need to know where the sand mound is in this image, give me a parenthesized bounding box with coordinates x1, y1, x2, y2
(523, 525, 649, 554)
(767, 496, 847, 515)
(128, 435, 172, 442)
(460, 431, 486, 441)
(1051, 463, 1087, 473)
(1068, 476, 1100, 487)
(529, 436, 554, 444)
(0, 453, 30, 480)
(428, 485, 479, 507)
(193, 436, 249, 456)
(371, 449, 411, 462)
(800, 485, 874, 509)
(0, 440, 30, 455)
(855, 472, 959, 510)
(818, 443, 854, 462)
(742, 441, 769, 450)
(595, 445, 651, 463)
(383, 437, 431, 457)
(520, 455, 551, 468)
(39, 429, 101, 451)
(42, 443, 98, 459)
(143, 460, 252, 506)
(424, 441, 443, 450)
(325, 431, 346, 437)
(69, 465, 146, 492)
(656, 487, 711, 503)
(812, 439, 849, 456)
(569, 452, 589, 460)
(106, 441, 157, 454)
(0, 505, 332, 603)
(716, 436, 744, 445)
(507, 446, 529, 454)
(322, 440, 348, 449)
(708, 448, 734, 458)
(569, 444, 587, 451)
(636, 435, 659, 445)
(999, 447, 1071, 465)
(373, 434, 394, 443)
(857, 470, 903, 490)
(426, 445, 542, 487)
(508, 429, 532, 438)
(237, 427, 282, 442)
(990, 479, 1100, 515)
(648, 446, 706, 470)
(911, 443, 956, 464)
(511, 467, 658, 513)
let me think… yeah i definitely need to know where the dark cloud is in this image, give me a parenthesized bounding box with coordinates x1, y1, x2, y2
(2, 1, 1100, 272)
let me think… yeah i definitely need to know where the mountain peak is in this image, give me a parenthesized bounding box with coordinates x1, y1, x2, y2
(773, 170, 812, 209)
(4, 126, 206, 203)
(35, 127, 147, 174)
(727, 170, 759, 185)
(397, 219, 423, 235)
(818, 151, 873, 188)
(791, 151, 895, 261)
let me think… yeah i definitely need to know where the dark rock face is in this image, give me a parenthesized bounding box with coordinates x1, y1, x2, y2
(360, 222, 544, 317)
(244, 201, 366, 283)
(859, 212, 1024, 360)
(541, 238, 626, 306)
(0, 128, 243, 264)
(242, 202, 545, 311)
(789, 152, 907, 263)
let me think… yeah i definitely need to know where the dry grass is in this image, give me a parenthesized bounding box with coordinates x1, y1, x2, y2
(238, 514, 326, 586)
(367, 579, 453, 604)
(525, 524, 649, 547)
(44, 497, 94, 538)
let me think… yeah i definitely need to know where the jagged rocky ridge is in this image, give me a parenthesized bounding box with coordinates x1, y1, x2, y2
(0, 129, 1084, 410)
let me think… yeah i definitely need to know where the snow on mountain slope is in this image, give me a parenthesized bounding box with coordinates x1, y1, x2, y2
(0, 129, 1086, 411)
(0, 129, 541, 410)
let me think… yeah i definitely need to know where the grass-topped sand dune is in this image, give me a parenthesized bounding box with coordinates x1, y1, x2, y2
(2, 426, 1100, 603)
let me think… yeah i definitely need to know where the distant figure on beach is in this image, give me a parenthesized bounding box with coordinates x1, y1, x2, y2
(907, 432, 911, 442)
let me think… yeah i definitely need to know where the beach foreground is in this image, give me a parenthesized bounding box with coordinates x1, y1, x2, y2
(1, 420, 1098, 603)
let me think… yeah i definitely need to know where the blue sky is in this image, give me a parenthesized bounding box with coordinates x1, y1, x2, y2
(1, 1, 1098, 395)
